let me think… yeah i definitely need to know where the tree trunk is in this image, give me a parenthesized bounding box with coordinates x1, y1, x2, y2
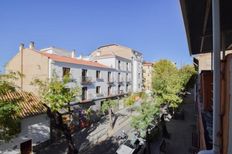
(109, 108, 113, 129)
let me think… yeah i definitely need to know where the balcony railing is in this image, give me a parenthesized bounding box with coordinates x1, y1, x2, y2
(81, 93, 94, 101)
(96, 93, 104, 98)
(118, 90, 124, 94)
(126, 78, 132, 84)
(118, 77, 124, 83)
(96, 77, 104, 82)
(107, 78, 114, 84)
(81, 76, 92, 85)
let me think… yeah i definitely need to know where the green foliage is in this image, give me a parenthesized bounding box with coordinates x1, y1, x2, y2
(124, 94, 136, 106)
(152, 60, 196, 108)
(0, 72, 21, 141)
(33, 74, 80, 112)
(0, 71, 21, 94)
(124, 92, 148, 107)
(131, 99, 159, 137)
(152, 60, 183, 108)
(101, 99, 117, 129)
(178, 64, 196, 89)
(131, 60, 196, 138)
(101, 99, 117, 113)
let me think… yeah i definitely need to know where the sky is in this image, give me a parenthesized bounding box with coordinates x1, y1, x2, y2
(0, 0, 192, 72)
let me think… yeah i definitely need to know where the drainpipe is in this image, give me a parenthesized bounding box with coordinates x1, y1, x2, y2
(198, 0, 221, 154)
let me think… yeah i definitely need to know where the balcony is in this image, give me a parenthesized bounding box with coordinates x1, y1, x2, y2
(107, 78, 114, 84)
(81, 93, 94, 102)
(96, 93, 104, 98)
(81, 76, 92, 85)
(118, 90, 124, 95)
(96, 77, 104, 82)
(118, 77, 124, 84)
(126, 78, 132, 84)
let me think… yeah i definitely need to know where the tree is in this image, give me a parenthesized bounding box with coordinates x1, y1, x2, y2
(101, 99, 117, 129)
(124, 94, 136, 106)
(33, 74, 80, 112)
(131, 60, 196, 139)
(0, 72, 22, 141)
(131, 99, 159, 138)
(178, 64, 196, 90)
(152, 60, 183, 108)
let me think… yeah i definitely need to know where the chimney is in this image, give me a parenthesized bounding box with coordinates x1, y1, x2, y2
(71, 49, 76, 58)
(29, 41, 35, 49)
(19, 43, 24, 52)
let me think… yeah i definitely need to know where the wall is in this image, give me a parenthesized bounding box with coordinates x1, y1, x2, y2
(0, 114, 50, 154)
(195, 50, 232, 73)
(143, 64, 153, 91)
(90, 45, 143, 93)
(93, 56, 133, 94)
(5, 48, 49, 94)
(51, 61, 121, 100)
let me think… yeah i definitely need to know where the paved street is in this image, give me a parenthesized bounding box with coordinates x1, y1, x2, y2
(165, 89, 195, 154)
(36, 107, 135, 154)
(36, 91, 195, 154)
(146, 89, 195, 154)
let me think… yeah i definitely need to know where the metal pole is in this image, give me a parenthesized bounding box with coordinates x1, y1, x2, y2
(212, 0, 221, 153)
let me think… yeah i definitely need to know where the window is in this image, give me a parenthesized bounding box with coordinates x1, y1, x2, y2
(96, 86, 101, 94)
(126, 84, 129, 92)
(82, 69, 87, 77)
(118, 73, 120, 81)
(126, 63, 129, 71)
(63, 67, 70, 77)
(118, 85, 121, 93)
(82, 87, 87, 100)
(108, 72, 112, 82)
(96, 70, 101, 79)
(108, 86, 112, 96)
(118, 61, 121, 70)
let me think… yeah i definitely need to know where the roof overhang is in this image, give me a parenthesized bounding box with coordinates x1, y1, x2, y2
(180, 0, 232, 55)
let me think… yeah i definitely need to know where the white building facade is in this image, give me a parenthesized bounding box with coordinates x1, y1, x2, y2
(40, 47, 132, 110)
(90, 44, 143, 93)
(5, 42, 142, 110)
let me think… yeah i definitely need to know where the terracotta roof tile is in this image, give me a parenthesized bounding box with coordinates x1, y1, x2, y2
(143, 62, 153, 66)
(0, 91, 46, 119)
(41, 53, 111, 69)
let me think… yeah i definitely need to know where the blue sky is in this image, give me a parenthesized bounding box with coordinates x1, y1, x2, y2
(0, 0, 191, 72)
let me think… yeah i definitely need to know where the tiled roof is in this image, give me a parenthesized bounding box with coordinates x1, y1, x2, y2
(143, 62, 153, 66)
(0, 91, 46, 119)
(42, 53, 111, 69)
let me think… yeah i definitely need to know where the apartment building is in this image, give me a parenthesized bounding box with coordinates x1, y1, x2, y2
(194, 51, 232, 73)
(142, 62, 153, 91)
(5, 43, 128, 111)
(90, 44, 143, 93)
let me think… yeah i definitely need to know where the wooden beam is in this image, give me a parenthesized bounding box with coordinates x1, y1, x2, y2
(200, 0, 211, 53)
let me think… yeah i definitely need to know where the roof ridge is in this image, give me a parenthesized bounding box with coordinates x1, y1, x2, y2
(42, 53, 113, 69)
